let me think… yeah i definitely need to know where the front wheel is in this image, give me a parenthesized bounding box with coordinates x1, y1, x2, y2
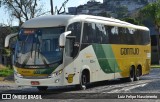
(80, 74, 87, 90)
(37, 86, 48, 91)
(76, 71, 90, 90)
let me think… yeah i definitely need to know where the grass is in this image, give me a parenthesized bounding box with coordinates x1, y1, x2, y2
(0, 67, 13, 77)
(151, 65, 160, 68)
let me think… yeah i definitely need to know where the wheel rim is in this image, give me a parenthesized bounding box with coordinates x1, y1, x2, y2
(82, 75, 87, 85)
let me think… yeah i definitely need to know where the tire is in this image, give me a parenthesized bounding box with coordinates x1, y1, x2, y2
(80, 74, 87, 90)
(76, 70, 90, 90)
(37, 86, 48, 91)
(127, 67, 134, 82)
(134, 68, 140, 81)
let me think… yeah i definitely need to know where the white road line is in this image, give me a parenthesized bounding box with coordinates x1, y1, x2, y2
(107, 83, 147, 93)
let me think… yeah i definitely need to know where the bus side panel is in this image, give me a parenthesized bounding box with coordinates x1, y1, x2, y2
(63, 45, 95, 85)
(111, 44, 151, 78)
(63, 44, 151, 86)
(63, 44, 117, 85)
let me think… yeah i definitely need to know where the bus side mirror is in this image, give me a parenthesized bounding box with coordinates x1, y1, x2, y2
(59, 31, 72, 48)
(5, 33, 18, 48)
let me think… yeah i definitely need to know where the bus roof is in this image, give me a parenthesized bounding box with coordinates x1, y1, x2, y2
(21, 14, 149, 31)
(21, 15, 74, 28)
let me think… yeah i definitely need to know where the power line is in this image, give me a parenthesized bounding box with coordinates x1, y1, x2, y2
(56, 0, 69, 14)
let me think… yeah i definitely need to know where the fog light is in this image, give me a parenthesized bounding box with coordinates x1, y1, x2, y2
(55, 79, 59, 83)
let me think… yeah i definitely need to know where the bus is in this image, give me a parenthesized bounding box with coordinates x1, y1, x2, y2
(5, 15, 151, 91)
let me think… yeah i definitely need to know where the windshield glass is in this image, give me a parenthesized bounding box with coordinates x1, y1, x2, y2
(15, 27, 65, 67)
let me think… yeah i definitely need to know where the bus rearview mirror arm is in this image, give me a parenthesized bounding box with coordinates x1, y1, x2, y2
(5, 33, 18, 48)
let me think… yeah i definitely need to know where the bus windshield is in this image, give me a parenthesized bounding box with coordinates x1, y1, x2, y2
(15, 27, 65, 67)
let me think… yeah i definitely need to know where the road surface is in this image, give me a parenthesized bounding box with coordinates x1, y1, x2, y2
(0, 68, 160, 101)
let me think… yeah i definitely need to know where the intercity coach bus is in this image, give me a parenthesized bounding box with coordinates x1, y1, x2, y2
(5, 15, 151, 91)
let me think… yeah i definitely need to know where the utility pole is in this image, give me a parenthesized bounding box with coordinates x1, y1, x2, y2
(0, 0, 1, 7)
(50, 0, 54, 15)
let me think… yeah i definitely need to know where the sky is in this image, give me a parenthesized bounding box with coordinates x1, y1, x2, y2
(0, 0, 103, 26)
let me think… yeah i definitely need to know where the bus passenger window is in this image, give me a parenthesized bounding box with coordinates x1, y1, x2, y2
(95, 23, 108, 44)
(83, 23, 96, 43)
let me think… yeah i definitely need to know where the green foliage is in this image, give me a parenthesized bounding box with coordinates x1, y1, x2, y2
(140, 0, 160, 27)
(115, 6, 128, 18)
(98, 12, 111, 17)
(0, 68, 13, 77)
(151, 65, 160, 68)
(122, 17, 142, 25)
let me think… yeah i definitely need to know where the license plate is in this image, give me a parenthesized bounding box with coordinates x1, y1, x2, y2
(31, 81, 40, 85)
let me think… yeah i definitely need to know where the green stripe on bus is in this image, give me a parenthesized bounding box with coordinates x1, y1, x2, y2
(92, 44, 121, 73)
(34, 64, 59, 74)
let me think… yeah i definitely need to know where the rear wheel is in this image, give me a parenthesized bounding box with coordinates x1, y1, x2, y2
(134, 68, 140, 81)
(37, 86, 48, 91)
(127, 67, 135, 82)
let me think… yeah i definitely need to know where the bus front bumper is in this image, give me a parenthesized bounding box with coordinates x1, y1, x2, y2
(14, 74, 64, 86)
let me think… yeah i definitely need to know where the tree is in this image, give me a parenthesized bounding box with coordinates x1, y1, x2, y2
(0, 24, 18, 68)
(0, 24, 12, 47)
(2, 0, 47, 26)
(115, 6, 128, 18)
(98, 12, 111, 17)
(122, 17, 141, 25)
(139, 0, 160, 64)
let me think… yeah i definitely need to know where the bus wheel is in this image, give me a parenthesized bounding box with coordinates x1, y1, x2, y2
(128, 67, 134, 82)
(37, 86, 48, 91)
(80, 74, 87, 90)
(79, 70, 90, 90)
(134, 68, 140, 81)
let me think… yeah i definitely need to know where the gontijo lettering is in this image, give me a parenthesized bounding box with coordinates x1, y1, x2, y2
(121, 48, 139, 55)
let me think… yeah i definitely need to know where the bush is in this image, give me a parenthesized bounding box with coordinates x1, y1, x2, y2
(0, 68, 13, 77)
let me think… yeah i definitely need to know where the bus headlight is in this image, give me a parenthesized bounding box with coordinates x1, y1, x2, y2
(50, 69, 63, 77)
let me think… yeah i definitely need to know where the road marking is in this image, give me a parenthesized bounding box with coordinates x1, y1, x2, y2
(107, 83, 147, 93)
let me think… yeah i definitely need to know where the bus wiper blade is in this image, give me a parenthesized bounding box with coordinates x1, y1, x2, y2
(39, 54, 49, 67)
(21, 53, 31, 68)
(31, 43, 33, 58)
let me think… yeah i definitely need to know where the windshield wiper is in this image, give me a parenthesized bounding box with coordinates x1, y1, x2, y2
(39, 54, 49, 67)
(30, 42, 33, 58)
(21, 52, 31, 68)
(37, 44, 40, 59)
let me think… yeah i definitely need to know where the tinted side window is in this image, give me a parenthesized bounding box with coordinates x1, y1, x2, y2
(95, 24, 109, 44)
(82, 23, 109, 44)
(118, 27, 128, 44)
(108, 26, 150, 45)
(66, 22, 82, 57)
(108, 26, 119, 44)
(133, 29, 150, 45)
(82, 23, 96, 43)
(67, 22, 81, 43)
(141, 30, 150, 44)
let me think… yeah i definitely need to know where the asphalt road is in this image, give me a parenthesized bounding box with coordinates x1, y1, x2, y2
(1, 68, 160, 101)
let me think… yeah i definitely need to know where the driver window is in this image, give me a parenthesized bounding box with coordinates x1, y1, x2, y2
(66, 22, 82, 57)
